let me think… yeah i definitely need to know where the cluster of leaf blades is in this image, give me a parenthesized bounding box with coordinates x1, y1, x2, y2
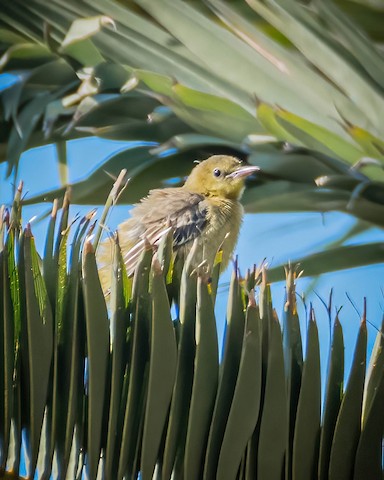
(1, 191, 384, 480)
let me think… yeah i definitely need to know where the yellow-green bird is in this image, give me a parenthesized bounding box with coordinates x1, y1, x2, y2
(98, 155, 259, 292)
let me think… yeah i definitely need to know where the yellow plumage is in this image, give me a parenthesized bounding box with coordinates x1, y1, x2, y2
(97, 155, 259, 294)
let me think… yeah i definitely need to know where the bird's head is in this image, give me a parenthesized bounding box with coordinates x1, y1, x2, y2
(183, 155, 259, 200)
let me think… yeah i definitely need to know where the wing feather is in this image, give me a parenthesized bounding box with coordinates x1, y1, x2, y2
(120, 188, 208, 274)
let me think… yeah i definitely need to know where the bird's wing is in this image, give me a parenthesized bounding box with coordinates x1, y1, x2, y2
(171, 200, 208, 247)
(121, 188, 208, 273)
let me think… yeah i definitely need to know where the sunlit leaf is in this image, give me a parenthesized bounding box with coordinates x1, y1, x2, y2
(61, 16, 116, 49)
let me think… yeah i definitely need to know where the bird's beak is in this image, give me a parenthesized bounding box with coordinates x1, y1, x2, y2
(226, 165, 260, 179)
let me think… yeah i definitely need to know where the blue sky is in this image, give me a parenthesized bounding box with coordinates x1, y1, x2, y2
(1, 66, 384, 393)
(1, 136, 383, 388)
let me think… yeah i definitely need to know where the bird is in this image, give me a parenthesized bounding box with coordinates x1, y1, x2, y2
(97, 155, 259, 294)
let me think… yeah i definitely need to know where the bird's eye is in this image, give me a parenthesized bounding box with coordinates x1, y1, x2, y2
(213, 168, 221, 177)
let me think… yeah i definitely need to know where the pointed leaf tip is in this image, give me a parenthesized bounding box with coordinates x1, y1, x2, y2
(152, 256, 162, 275)
(84, 240, 94, 255)
(248, 289, 256, 307)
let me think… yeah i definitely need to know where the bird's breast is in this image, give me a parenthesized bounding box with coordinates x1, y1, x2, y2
(199, 198, 244, 270)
